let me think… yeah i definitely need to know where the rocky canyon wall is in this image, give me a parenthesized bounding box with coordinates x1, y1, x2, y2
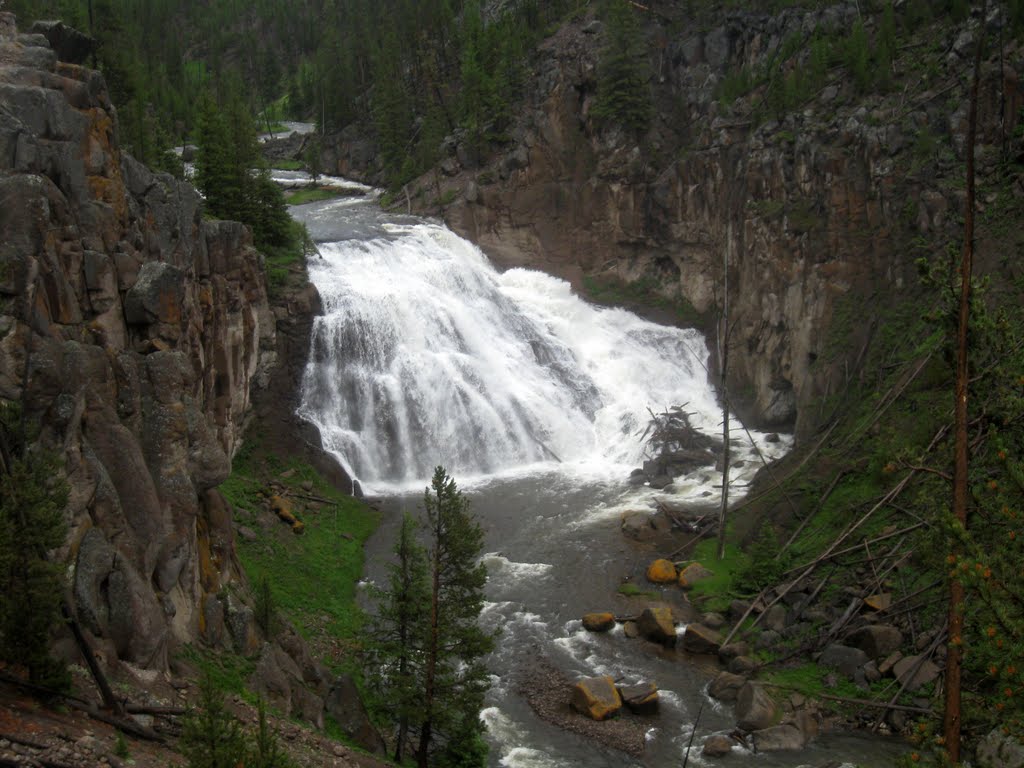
(408, 3, 1021, 437)
(0, 13, 275, 671)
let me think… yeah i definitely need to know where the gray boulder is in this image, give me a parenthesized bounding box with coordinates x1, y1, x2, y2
(702, 733, 736, 757)
(735, 682, 777, 731)
(708, 672, 746, 702)
(850, 624, 903, 659)
(977, 727, 1024, 768)
(752, 723, 805, 752)
(819, 643, 869, 680)
(637, 605, 676, 647)
(325, 674, 386, 755)
(682, 623, 722, 655)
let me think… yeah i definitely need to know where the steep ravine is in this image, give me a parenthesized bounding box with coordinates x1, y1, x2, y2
(0, 12, 357, 741)
(329, 2, 1022, 439)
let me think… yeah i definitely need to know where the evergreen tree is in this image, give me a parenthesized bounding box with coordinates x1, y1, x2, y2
(179, 671, 247, 768)
(368, 512, 430, 763)
(0, 405, 69, 687)
(416, 467, 494, 768)
(591, 0, 652, 136)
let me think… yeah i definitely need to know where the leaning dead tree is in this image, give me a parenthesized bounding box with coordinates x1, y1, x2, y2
(945, 0, 985, 760)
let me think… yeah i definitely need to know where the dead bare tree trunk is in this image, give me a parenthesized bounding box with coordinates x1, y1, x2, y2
(717, 231, 731, 560)
(944, 3, 985, 761)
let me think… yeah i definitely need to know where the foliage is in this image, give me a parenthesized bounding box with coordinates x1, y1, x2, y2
(255, 575, 278, 639)
(0, 403, 69, 688)
(591, 0, 651, 135)
(735, 524, 789, 595)
(219, 430, 379, 663)
(113, 732, 130, 760)
(180, 671, 248, 768)
(365, 512, 431, 762)
(194, 90, 293, 253)
(250, 697, 296, 768)
(414, 467, 494, 768)
(180, 673, 294, 768)
(365, 469, 493, 767)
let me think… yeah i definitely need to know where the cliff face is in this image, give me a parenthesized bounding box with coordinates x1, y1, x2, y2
(0, 13, 274, 669)
(410, 3, 1021, 437)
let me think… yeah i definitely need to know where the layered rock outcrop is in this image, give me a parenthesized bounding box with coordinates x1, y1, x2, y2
(0, 14, 274, 669)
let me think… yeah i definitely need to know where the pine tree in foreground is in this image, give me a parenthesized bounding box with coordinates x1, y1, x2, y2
(416, 467, 494, 768)
(368, 511, 431, 763)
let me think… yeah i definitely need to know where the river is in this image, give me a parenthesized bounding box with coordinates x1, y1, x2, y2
(287, 186, 905, 768)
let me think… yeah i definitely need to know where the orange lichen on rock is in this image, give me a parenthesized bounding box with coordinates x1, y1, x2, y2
(646, 558, 678, 583)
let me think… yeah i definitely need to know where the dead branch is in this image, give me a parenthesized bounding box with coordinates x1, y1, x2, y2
(759, 683, 935, 714)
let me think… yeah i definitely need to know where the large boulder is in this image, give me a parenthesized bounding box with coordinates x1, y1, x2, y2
(678, 562, 713, 588)
(681, 623, 722, 655)
(892, 655, 941, 692)
(752, 723, 806, 752)
(618, 682, 659, 714)
(735, 683, 777, 731)
(637, 605, 676, 647)
(646, 558, 678, 584)
(571, 676, 622, 721)
(325, 674, 386, 755)
(708, 672, 746, 702)
(976, 727, 1024, 768)
(702, 733, 736, 757)
(850, 624, 903, 659)
(819, 643, 869, 680)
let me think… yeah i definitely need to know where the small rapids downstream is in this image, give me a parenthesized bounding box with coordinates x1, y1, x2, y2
(289, 188, 904, 767)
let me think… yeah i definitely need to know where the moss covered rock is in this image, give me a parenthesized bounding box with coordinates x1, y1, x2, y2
(646, 558, 678, 583)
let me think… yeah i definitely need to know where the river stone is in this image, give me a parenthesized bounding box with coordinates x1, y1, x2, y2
(728, 655, 758, 675)
(623, 620, 640, 639)
(763, 604, 788, 632)
(701, 612, 726, 630)
(618, 682, 659, 714)
(637, 605, 676, 647)
(678, 562, 713, 588)
(582, 612, 616, 632)
(850, 624, 903, 659)
(752, 723, 806, 752)
(682, 623, 722, 655)
(755, 629, 782, 650)
(879, 650, 903, 676)
(571, 676, 622, 721)
(892, 655, 941, 692)
(702, 733, 736, 757)
(646, 558, 678, 583)
(736, 683, 777, 731)
(729, 599, 752, 622)
(818, 643, 869, 680)
(708, 671, 746, 702)
(621, 511, 655, 540)
(718, 641, 749, 661)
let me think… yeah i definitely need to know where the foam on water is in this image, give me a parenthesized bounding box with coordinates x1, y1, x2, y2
(298, 218, 789, 494)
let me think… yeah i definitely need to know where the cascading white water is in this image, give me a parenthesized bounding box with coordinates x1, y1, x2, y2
(296, 195, 904, 768)
(298, 216, 761, 491)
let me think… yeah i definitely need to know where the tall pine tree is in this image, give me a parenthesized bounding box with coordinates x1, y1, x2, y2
(368, 512, 430, 763)
(416, 467, 493, 768)
(592, 0, 652, 136)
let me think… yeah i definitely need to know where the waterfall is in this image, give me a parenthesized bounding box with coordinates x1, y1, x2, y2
(298, 215, 739, 491)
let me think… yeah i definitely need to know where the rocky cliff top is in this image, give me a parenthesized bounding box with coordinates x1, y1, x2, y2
(0, 9, 280, 672)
